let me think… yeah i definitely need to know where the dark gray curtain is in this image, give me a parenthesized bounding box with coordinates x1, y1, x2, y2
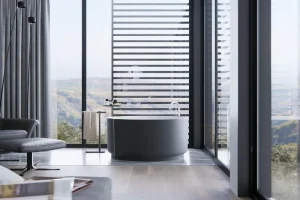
(0, 0, 51, 138)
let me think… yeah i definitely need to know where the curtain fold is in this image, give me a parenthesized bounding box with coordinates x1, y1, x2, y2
(0, 0, 51, 138)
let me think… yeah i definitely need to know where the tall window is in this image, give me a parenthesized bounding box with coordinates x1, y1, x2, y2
(258, 0, 300, 199)
(86, 0, 112, 144)
(112, 0, 189, 117)
(271, 0, 299, 199)
(50, 0, 82, 144)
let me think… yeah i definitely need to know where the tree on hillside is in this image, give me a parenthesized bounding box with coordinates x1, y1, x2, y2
(57, 121, 81, 144)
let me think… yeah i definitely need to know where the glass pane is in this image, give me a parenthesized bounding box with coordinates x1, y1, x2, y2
(50, 0, 82, 144)
(216, 0, 231, 167)
(86, 0, 112, 145)
(204, 0, 216, 154)
(270, 0, 300, 199)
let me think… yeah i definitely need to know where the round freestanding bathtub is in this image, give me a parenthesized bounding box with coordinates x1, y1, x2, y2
(107, 116, 189, 161)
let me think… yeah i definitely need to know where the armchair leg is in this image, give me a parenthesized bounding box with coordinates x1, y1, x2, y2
(11, 152, 60, 176)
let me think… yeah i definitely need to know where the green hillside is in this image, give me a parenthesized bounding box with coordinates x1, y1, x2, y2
(272, 120, 298, 145)
(54, 78, 111, 144)
(55, 78, 111, 126)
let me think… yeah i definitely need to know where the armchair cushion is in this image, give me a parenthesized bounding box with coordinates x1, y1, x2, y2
(0, 138, 66, 153)
(0, 130, 28, 140)
(0, 118, 39, 138)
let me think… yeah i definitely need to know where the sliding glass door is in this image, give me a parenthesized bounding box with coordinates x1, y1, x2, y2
(204, 0, 231, 169)
(204, 0, 216, 154)
(257, 0, 300, 199)
(216, 0, 231, 167)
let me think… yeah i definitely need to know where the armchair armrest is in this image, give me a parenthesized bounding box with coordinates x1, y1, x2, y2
(0, 118, 39, 138)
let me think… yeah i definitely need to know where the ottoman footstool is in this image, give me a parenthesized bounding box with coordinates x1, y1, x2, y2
(0, 138, 66, 176)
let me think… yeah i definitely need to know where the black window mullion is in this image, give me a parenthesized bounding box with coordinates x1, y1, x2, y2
(81, 0, 87, 145)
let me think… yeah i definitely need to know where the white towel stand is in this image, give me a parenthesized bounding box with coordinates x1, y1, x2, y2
(85, 111, 106, 154)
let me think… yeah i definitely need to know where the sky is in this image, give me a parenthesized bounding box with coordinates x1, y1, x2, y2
(272, 0, 299, 65)
(50, 0, 112, 80)
(272, 0, 299, 86)
(49, 0, 300, 82)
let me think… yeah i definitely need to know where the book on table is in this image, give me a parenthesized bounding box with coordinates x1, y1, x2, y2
(28, 176, 93, 193)
(0, 176, 93, 198)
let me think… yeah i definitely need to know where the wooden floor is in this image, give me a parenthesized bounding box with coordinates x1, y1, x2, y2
(1, 149, 249, 199)
(21, 165, 249, 200)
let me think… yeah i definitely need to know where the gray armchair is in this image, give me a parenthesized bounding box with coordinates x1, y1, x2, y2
(0, 118, 39, 162)
(0, 118, 39, 140)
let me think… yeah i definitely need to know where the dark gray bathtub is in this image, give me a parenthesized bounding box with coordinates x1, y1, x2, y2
(107, 116, 189, 161)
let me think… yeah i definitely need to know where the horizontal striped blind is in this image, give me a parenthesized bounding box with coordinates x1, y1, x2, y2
(112, 0, 189, 117)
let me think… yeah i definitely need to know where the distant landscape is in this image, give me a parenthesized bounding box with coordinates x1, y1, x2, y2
(52, 78, 300, 148)
(272, 120, 299, 200)
(53, 78, 111, 144)
(56, 78, 111, 126)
